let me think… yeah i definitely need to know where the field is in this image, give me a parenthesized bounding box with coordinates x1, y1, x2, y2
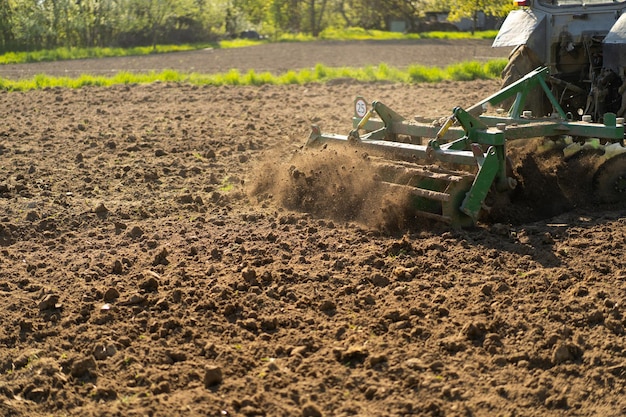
(0, 39, 625, 417)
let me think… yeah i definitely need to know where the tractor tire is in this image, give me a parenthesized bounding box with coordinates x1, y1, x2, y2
(593, 153, 626, 204)
(501, 45, 547, 117)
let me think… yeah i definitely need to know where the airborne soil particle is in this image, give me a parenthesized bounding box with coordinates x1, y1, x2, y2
(0, 40, 625, 416)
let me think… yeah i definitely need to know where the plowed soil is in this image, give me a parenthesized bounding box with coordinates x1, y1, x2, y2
(1, 40, 625, 417)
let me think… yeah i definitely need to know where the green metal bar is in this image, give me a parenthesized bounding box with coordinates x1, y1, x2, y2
(453, 106, 509, 196)
(510, 91, 528, 118)
(370, 101, 406, 124)
(460, 146, 500, 220)
(309, 126, 480, 166)
(475, 116, 623, 140)
(358, 127, 390, 141)
(504, 120, 622, 140)
(453, 107, 507, 147)
(440, 136, 471, 151)
(467, 67, 548, 116)
(354, 110, 622, 141)
(352, 117, 466, 141)
(466, 66, 568, 120)
(604, 113, 616, 127)
(539, 76, 567, 119)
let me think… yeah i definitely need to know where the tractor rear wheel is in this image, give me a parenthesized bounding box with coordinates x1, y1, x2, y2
(593, 154, 626, 203)
(501, 45, 547, 117)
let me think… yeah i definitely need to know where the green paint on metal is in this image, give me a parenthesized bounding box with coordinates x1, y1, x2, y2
(461, 147, 500, 220)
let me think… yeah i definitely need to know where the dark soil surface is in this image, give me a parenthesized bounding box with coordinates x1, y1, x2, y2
(0, 40, 625, 417)
(0, 39, 509, 79)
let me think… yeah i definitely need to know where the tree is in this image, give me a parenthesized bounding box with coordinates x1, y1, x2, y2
(129, 0, 178, 49)
(335, 0, 387, 30)
(74, 0, 120, 47)
(196, 0, 230, 35)
(306, 0, 327, 37)
(268, 0, 302, 34)
(382, 0, 421, 32)
(232, 0, 267, 27)
(447, 0, 513, 33)
(0, 0, 14, 51)
(10, 0, 59, 49)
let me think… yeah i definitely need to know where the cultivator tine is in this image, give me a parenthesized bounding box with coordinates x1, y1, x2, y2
(373, 159, 476, 227)
(460, 146, 500, 220)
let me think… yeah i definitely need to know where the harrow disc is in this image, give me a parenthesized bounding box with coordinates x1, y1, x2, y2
(372, 158, 476, 228)
(593, 153, 626, 204)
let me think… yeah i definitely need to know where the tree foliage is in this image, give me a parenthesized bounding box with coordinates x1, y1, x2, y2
(0, 0, 511, 53)
(444, 0, 514, 32)
(333, 0, 387, 29)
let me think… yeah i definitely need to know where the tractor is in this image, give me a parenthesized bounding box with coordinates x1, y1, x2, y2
(493, 0, 626, 122)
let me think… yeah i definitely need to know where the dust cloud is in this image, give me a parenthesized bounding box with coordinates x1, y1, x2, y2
(247, 145, 415, 232)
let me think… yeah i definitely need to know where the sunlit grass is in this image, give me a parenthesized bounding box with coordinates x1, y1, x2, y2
(406, 65, 446, 83)
(243, 69, 275, 85)
(218, 39, 267, 49)
(0, 44, 219, 65)
(277, 70, 302, 85)
(294, 27, 499, 42)
(417, 30, 499, 40)
(0, 60, 508, 92)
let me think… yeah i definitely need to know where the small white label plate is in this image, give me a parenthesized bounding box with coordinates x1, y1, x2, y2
(355, 98, 367, 118)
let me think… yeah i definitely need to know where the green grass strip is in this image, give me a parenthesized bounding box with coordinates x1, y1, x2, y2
(0, 44, 222, 65)
(0, 60, 508, 92)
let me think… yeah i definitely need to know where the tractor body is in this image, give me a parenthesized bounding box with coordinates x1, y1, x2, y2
(493, 0, 626, 121)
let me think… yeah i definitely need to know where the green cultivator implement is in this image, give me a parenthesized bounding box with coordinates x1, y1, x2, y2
(307, 67, 626, 228)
